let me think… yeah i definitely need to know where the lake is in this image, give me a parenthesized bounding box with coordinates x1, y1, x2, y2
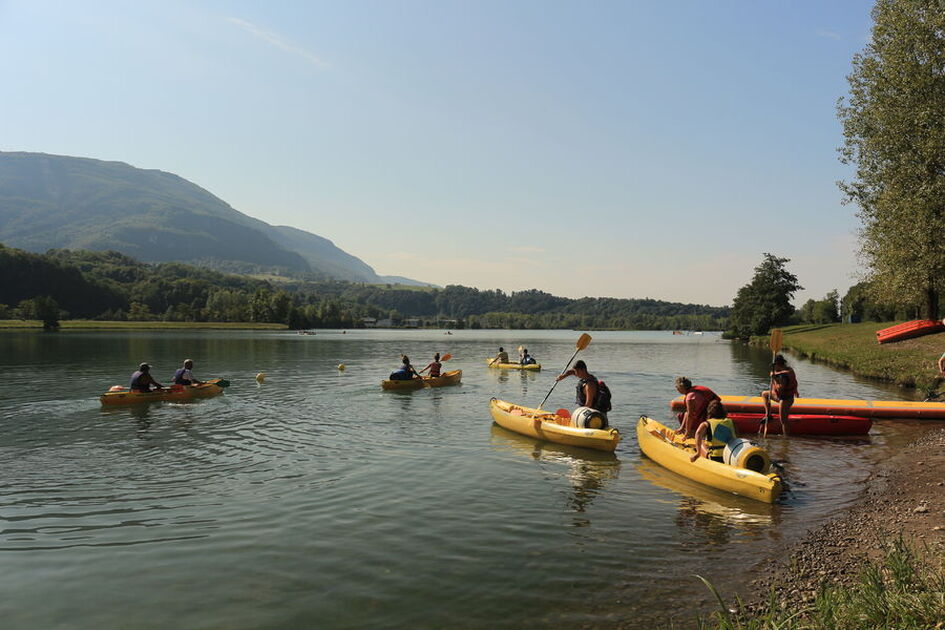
(0, 329, 938, 628)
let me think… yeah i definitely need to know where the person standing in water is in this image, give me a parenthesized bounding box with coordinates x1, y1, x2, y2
(761, 354, 798, 428)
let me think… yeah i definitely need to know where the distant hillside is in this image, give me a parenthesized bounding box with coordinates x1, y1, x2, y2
(0, 151, 429, 285)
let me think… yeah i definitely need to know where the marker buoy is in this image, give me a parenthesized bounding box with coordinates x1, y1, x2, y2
(337, 364, 346, 371)
(255, 372, 266, 383)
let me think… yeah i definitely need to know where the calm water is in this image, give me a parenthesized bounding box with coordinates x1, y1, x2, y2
(1, 329, 940, 629)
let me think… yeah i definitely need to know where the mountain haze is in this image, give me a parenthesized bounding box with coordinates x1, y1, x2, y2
(0, 151, 427, 285)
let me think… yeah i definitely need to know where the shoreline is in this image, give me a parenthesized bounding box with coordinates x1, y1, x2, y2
(0, 320, 287, 331)
(712, 426, 945, 626)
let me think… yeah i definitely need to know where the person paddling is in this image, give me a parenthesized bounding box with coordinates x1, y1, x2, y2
(389, 355, 421, 381)
(172, 359, 203, 386)
(491, 347, 510, 365)
(419, 353, 442, 378)
(761, 354, 798, 429)
(555, 360, 609, 428)
(674, 376, 722, 440)
(520, 348, 536, 365)
(129, 363, 163, 393)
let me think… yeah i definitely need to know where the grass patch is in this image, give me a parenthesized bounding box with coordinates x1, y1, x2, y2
(0, 320, 287, 331)
(697, 538, 945, 629)
(754, 322, 944, 391)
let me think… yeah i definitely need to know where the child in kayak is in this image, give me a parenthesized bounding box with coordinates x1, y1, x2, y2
(491, 347, 510, 365)
(419, 353, 442, 378)
(389, 355, 420, 381)
(129, 363, 164, 393)
(520, 348, 536, 365)
(761, 354, 798, 429)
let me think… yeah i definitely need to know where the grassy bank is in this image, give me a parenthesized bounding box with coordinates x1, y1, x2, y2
(755, 322, 944, 392)
(698, 539, 945, 629)
(0, 320, 287, 331)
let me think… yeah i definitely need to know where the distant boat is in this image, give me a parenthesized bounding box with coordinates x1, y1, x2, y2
(693, 331, 704, 335)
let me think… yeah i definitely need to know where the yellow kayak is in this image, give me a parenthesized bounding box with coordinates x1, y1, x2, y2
(489, 399, 621, 452)
(636, 417, 782, 504)
(100, 379, 226, 406)
(381, 369, 462, 390)
(485, 359, 541, 371)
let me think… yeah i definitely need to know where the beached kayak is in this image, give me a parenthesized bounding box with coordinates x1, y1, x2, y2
(636, 417, 782, 503)
(100, 379, 226, 406)
(670, 394, 945, 419)
(876, 319, 945, 344)
(489, 399, 620, 452)
(485, 360, 541, 371)
(726, 412, 871, 436)
(381, 369, 462, 390)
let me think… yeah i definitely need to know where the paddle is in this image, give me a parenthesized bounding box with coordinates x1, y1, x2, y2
(765, 329, 784, 438)
(536, 333, 592, 410)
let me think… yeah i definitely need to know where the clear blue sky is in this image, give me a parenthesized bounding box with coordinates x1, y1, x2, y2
(0, 0, 874, 305)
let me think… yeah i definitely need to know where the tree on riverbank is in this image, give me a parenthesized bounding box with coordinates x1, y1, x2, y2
(838, 0, 945, 320)
(727, 253, 802, 338)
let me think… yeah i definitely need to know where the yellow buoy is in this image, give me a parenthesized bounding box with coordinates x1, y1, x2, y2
(337, 364, 346, 371)
(255, 372, 266, 383)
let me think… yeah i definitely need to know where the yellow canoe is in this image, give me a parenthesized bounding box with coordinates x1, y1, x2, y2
(669, 394, 945, 419)
(636, 417, 782, 504)
(381, 369, 463, 390)
(489, 399, 621, 452)
(485, 359, 541, 371)
(100, 379, 226, 406)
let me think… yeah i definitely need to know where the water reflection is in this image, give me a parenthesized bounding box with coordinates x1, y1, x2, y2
(636, 459, 778, 541)
(489, 424, 620, 518)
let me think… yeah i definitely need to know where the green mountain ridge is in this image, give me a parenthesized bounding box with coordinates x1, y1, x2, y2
(0, 151, 428, 285)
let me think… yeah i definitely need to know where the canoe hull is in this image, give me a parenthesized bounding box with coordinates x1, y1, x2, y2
(485, 360, 541, 371)
(670, 394, 945, 420)
(489, 399, 620, 452)
(727, 412, 872, 436)
(100, 379, 225, 406)
(876, 319, 945, 344)
(636, 417, 782, 503)
(381, 369, 462, 390)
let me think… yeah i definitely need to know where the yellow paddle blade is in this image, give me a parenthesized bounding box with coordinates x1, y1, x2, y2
(769, 329, 783, 355)
(441, 353, 452, 362)
(576, 333, 592, 351)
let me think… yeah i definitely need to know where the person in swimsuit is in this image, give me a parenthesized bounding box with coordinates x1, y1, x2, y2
(761, 354, 799, 428)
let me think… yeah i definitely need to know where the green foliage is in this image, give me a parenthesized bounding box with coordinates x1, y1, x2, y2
(799, 290, 840, 324)
(838, 0, 945, 319)
(698, 538, 945, 629)
(728, 254, 803, 338)
(841, 281, 907, 322)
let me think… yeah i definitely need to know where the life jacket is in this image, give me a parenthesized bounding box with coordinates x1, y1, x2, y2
(706, 417, 737, 460)
(688, 385, 721, 423)
(129, 370, 151, 391)
(773, 369, 797, 397)
(173, 368, 192, 385)
(429, 362, 441, 377)
(576, 375, 611, 412)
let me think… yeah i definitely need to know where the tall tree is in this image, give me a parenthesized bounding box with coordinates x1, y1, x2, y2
(728, 254, 802, 338)
(838, 0, 945, 319)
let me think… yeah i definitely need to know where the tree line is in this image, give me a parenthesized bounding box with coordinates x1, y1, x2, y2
(0, 244, 730, 330)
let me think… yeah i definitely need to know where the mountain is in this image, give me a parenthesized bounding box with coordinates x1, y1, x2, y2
(0, 151, 428, 285)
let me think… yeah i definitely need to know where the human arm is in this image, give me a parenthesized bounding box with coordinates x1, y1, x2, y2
(939, 354, 945, 375)
(555, 369, 575, 382)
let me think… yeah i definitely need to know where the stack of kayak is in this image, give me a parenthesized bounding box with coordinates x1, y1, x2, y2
(486, 360, 541, 371)
(489, 399, 620, 452)
(381, 369, 463, 390)
(100, 378, 228, 406)
(670, 394, 945, 420)
(636, 416, 782, 503)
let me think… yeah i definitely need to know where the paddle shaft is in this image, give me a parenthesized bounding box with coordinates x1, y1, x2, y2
(537, 346, 582, 410)
(767, 330, 784, 437)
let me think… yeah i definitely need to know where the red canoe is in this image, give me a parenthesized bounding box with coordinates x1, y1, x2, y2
(726, 412, 871, 436)
(876, 319, 945, 344)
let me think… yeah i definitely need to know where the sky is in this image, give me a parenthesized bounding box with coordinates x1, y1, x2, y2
(0, 0, 876, 306)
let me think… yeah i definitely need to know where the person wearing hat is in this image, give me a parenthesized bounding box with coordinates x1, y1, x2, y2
(173, 359, 203, 386)
(129, 363, 164, 393)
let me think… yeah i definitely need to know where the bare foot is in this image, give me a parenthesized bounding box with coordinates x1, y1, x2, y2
(690, 452, 700, 462)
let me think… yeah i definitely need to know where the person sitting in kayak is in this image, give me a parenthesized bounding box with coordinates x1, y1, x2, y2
(172, 359, 203, 386)
(491, 347, 510, 365)
(761, 354, 798, 427)
(419, 353, 442, 378)
(520, 348, 536, 365)
(689, 400, 736, 462)
(556, 360, 609, 428)
(389, 355, 421, 381)
(674, 376, 723, 439)
(129, 363, 164, 393)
